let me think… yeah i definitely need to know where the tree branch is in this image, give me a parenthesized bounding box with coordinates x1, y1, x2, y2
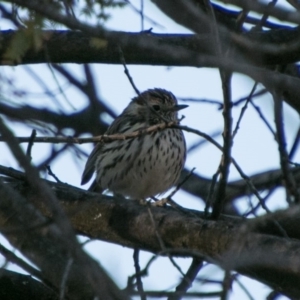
(1, 170, 300, 298)
(2, 28, 300, 67)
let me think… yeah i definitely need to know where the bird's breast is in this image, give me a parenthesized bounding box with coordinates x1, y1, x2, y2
(96, 128, 186, 199)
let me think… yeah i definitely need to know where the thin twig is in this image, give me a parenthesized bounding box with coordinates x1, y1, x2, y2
(187, 130, 221, 154)
(46, 165, 63, 183)
(166, 167, 196, 200)
(0, 121, 179, 144)
(118, 47, 175, 125)
(0, 243, 54, 289)
(146, 204, 166, 250)
(235, 276, 255, 300)
(24, 66, 66, 111)
(220, 270, 232, 300)
(232, 158, 287, 238)
(175, 125, 223, 151)
(129, 290, 222, 298)
(201, 1, 233, 220)
(119, 40, 183, 125)
(266, 290, 281, 300)
(253, 0, 278, 30)
(232, 82, 258, 138)
(26, 129, 36, 160)
(127, 255, 157, 291)
(118, 47, 140, 95)
(243, 188, 276, 217)
(146, 204, 187, 279)
(231, 158, 271, 213)
(133, 249, 145, 300)
(273, 92, 300, 203)
(140, 0, 144, 31)
(205, 169, 220, 217)
(123, 0, 164, 28)
(250, 99, 275, 136)
(289, 126, 300, 160)
(59, 257, 73, 300)
(51, 64, 116, 117)
(168, 258, 203, 300)
(0, 3, 25, 28)
(231, 88, 268, 107)
(212, 72, 233, 219)
(83, 64, 102, 107)
(178, 97, 223, 108)
(47, 64, 76, 111)
(37, 144, 70, 170)
(235, 9, 249, 31)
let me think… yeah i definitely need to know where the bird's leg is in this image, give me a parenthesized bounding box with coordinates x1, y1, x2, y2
(151, 197, 168, 207)
(138, 198, 148, 205)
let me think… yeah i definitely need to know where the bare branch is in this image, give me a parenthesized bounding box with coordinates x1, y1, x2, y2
(1, 173, 300, 298)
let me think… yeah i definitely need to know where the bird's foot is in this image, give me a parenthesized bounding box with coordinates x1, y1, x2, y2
(152, 198, 168, 207)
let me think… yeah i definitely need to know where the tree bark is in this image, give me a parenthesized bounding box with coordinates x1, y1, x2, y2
(1, 170, 300, 298)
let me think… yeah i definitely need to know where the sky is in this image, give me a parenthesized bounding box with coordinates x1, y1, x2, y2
(0, 0, 299, 299)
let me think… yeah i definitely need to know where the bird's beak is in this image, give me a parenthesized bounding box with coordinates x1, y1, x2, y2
(171, 104, 189, 112)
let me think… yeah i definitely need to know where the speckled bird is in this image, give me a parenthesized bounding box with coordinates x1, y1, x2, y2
(81, 88, 187, 199)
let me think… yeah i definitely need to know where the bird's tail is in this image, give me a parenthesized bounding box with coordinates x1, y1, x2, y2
(88, 180, 103, 193)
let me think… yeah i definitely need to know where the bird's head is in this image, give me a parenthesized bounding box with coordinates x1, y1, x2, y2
(126, 88, 188, 123)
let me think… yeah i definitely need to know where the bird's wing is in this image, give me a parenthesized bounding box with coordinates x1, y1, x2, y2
(81, 113, 132, 185)
(81, 112, 145, 186)
(81, 142, 103, 185)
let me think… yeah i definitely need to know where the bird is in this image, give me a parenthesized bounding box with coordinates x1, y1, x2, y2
(81, 88, 187, 200)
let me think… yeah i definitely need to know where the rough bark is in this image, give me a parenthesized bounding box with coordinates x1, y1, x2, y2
(1, 29, 300, 67)
(1, 170, 300, 298)
(0, 269, 58, 300)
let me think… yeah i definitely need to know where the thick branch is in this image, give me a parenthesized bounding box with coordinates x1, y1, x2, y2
(2, 29, 300, 115)
(0, 269, 58, 300)
(0, 179, 126, 300)
(180, 167, 300, 204)
(0, 102, 108, 135)
(1, 29, 300, 67)
(2, 173, 300, 298)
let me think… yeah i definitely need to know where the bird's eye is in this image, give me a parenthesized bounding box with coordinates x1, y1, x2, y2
(152, 105, 160, 111)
